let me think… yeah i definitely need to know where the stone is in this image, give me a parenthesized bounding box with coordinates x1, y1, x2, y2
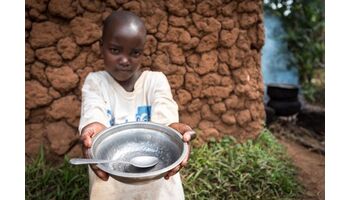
(201, 104, 219, 121)
(46, 66, 79, 93)
(193, 14, 221, 33)
(179, 111, 201, 128)
(26, 0, 48, 12)
(29, 21, 63, 49)
(188, 98, 203, 112)
(183, 37, 200, 50)
(25, 80, 53, 109)
(214, 120, 235, 135)
(239, 13, 259, 29)
(221, 1, 237, 17)
(152, 53, 177, 75)
(176, 89, 192, 105)
(185, 73, 202, 98)
(70, 17, 102, 45)
(26, 123, 45, 141)
(201, 86, 233, 98)
(219, 28, 239, 48)
(35, 47, 62, 67)
(202, 73, 221, 88)
(165, 27, 191, 45)
(25, 138, 43, 158)
(31, 61, 49, 86)
(26, 43, 35, 64)
(198, 120, 214, 130)
(167, 74, 184, 89)
(168, 15, 189, 28)
(222, 110, 236, 125)
(105, 0, 118, 9)
(195, 51, 218, 75)
(186, 54, 200, 68)
(221, 18, 235, 30)
(187, 25, 200, 37)
(144, 35, 157, 56)
(237, 1, 261, 13)
(218, 63, 231, 75)
(48, 87, 61, 99)
(57, 37, 79, 60)
(236, 109, 252, 126)
(79, 0, 103, 12)
(144, 9, 166, 34)
(202, 128, 220, 141)
(221, 76, 234, 87)
(46, 120, 78, 155)
(236, 31, 250, 51)
(196, 32, 218, 53)
(48, 0, 77, 19)
(68, 52, 88, 71)
(92, 41, 101, 55)
(167, 44, 185, 65)
(196, 0, 221, 17)
(165, 0, 189, 17)
(46, 95, 81, 125)
(29, 8, 48, 21)
(123, 1, 141, 15)
(211, 102, 226, 115)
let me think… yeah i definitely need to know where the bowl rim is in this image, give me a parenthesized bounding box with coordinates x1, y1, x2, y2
(87, 121, 189, 179)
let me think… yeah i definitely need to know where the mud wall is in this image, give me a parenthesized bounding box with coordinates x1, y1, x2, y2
(25, 0, 265, 161)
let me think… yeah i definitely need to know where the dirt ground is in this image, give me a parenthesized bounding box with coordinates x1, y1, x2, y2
(279, 137, 325, 200)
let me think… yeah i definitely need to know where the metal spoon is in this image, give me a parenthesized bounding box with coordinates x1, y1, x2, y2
(69, 156, 159, 168)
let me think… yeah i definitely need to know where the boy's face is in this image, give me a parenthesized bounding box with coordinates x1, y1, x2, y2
(102, 22, 145, 83)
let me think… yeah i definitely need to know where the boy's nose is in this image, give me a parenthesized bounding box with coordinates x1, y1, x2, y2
(119, 55, 130, 66)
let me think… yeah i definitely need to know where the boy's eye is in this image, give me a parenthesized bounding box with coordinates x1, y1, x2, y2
(132, 50, 142, 57)
(110, 48, 120, 54)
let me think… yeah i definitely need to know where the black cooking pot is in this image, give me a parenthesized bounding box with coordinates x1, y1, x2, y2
(267, 83, 299, 100)
(267, 99, 301, 116)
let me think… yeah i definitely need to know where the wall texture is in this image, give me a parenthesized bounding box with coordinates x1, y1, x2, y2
(25, 0, 265, 161)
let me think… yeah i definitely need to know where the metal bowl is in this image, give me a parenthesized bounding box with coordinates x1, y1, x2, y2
(88, 122, 188, 184)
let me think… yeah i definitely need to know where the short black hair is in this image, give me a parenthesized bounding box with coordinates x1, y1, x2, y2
(102, 10, 146, 42)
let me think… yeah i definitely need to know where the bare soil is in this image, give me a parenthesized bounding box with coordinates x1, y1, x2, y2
(279, 137, 325, 200)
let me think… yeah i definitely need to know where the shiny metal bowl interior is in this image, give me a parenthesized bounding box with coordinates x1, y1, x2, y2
(88, 122, 188, 184)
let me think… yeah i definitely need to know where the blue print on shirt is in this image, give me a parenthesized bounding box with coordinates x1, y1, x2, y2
(136, 106, 151, 122)
(107, 109, 115, 126)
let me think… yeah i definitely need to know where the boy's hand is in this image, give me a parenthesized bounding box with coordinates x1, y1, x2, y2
(164, 122, 196, 180)
(80, 122, 109, 181)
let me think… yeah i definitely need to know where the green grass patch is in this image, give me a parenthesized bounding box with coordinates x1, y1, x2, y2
(26, 129, 301, 200)
(25, 149, 89, 200)
(182, 129, 302, 200)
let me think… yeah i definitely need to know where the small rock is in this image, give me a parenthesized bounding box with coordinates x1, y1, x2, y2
(35, 47, 63, 67)
(29, 21, 63, 49)
(46, 121, 78, 155)
(70, 17, 102, 45)
(25, 80, 53, 109)
(46, 66, 79, 93)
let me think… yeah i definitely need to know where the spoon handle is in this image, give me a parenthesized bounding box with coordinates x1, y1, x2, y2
(69, 158, 112, 165)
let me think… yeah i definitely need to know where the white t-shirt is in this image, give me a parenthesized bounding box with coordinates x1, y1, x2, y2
(79, 70, 184, 200)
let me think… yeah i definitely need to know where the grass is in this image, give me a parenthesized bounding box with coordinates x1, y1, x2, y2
(182, 129, 301, 200)
(25, 148, 89, 200)
(26, 129, 301, 200)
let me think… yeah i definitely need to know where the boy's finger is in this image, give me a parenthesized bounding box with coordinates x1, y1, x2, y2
(91, 165, 109, 181)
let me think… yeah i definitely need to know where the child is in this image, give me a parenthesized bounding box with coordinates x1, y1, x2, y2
(79, 10, 195, 200)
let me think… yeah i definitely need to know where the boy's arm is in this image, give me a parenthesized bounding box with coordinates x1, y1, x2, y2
(150, 73, 196, 179)
(79, 73, 110, 134)
(79, 73, 110, 181)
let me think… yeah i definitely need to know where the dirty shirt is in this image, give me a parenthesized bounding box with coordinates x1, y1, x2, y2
(79, 70, 184, 200)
